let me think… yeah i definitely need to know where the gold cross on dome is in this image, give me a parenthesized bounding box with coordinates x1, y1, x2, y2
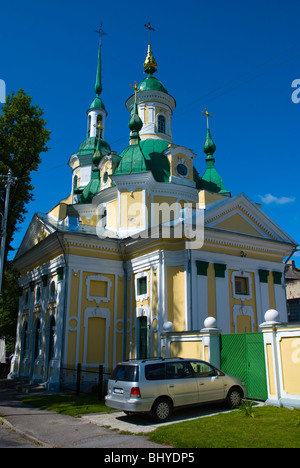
(130, 81, 140, 103)
(202, 108, 213, 128)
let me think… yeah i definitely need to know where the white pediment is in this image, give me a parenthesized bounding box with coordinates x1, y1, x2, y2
(15, 214, 56, 259)
(204, 193, 297, 245)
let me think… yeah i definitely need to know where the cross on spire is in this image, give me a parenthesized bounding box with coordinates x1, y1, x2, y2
(202, 108, 213, 129)
(144, 22, 155, 44)
(95, 23, 107, 46)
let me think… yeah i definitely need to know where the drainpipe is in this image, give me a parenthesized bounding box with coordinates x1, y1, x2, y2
(187, 248, 193, 331)
(284, 245, 299, 273)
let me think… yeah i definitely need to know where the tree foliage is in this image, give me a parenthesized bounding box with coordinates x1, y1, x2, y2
(0, 88, 51, 262)
(0, 89, 51, 346)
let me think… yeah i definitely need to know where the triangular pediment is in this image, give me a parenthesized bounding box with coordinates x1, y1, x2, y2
(15, 213, 57, 259)
(204, 193, 297, 245)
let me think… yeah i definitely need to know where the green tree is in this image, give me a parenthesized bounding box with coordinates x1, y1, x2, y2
(0, 89, 50, 348)
(0, 88, 51, 262)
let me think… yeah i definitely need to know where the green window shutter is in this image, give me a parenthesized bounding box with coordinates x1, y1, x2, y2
(214, 263, 227, 278)
(258, 269, 269, 283)
(196, 261, 209, 276)
(273, 271, 282, 285)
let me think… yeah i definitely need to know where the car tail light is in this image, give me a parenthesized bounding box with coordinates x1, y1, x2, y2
(130, 387, 141, 398)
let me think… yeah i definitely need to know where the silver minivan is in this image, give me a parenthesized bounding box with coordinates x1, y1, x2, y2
(105, 358, 247, 421)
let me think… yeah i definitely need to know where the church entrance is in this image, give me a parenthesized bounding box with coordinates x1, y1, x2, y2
(138, 316, 147, 359)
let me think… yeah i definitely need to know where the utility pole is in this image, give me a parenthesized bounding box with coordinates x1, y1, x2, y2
(0, 169, 17, 295)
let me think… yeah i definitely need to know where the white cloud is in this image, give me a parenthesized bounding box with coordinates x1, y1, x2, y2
(259, 193, 296, 205)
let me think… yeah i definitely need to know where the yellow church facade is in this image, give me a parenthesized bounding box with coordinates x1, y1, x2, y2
(10, 31, 297, 390)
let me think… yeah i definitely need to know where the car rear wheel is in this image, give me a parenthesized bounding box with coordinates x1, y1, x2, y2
(226, 387, 242, 408)
(151, 398, 172, 422)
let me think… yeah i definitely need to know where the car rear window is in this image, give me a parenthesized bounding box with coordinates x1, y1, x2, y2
(111, 365, 139, 382)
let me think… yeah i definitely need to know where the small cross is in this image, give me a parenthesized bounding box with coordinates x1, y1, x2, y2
(144, 22, 155, 44)
(95, 23, 107, 46)
(94, 122, 105, 137)
(130, 81, 140, 103)
(202, 108, 213, 128)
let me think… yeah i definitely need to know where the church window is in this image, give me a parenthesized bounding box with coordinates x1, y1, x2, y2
(102, 171, 109, 185)
(157, 115, 166, 133)
(234, 276, 249, 295)
(138, 276, 147, 296)
(36, 286, 41, 303)
(50, 280, 56, 299)
(73, 175, 78, 190)
(48, 316, 55, 361)
(33, 319, 41, 361)
(88, 116, 91, 137)
(176, 163, 188, 177)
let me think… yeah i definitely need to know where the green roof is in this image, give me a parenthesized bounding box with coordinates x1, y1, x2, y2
(77, 136, 111, 158)
(115, 139, 170, 182)
(138, 74, 168, 94)
(78, 169, 100, 204)
(89, 96, 106, 111)
(115, 143, 148, 175)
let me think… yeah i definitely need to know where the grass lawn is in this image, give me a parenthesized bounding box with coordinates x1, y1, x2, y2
(21, 393, 114, 417)
(149, 405, 300, 448)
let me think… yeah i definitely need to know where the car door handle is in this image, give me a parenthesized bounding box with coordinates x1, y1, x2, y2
(169, 385, 175, 388)
(199, 383, 205, 386)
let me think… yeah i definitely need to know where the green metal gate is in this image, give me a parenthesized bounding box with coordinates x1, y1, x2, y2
(220, 333, 268, 401)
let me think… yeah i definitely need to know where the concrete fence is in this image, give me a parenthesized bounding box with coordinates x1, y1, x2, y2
(260, 309, 300, 409)
(162, 312, 300, 409)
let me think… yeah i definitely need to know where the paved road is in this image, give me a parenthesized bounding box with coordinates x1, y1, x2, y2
(0, 380, 166, 448)
(0, 421, 41, 448)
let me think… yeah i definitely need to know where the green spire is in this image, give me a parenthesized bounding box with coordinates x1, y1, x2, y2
(129, 102, 143, 144)
(95, 39, 102, 96)
(201, 112, 229, 194)
(89, 25, 106, 111)
(114, 85, 148, 176)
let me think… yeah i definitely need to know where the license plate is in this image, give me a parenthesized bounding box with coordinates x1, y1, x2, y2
(114, 387, 123, 394)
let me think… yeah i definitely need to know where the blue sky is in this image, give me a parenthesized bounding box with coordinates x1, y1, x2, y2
(1, 0, 299, 264)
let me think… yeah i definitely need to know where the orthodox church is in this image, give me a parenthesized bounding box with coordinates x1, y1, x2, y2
(10, 29, 297, 390)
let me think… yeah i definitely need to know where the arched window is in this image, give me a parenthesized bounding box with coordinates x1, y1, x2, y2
(157, 115, 166, 134)
(97, 114, 103, 138)
(87, 115, 91, 137)
(50, 280, 56, 299)
(33, 319, 41, 361)
(20, 320, 28, 361)
(73, 175, 78, 190)
(48, 316, 55, 362)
